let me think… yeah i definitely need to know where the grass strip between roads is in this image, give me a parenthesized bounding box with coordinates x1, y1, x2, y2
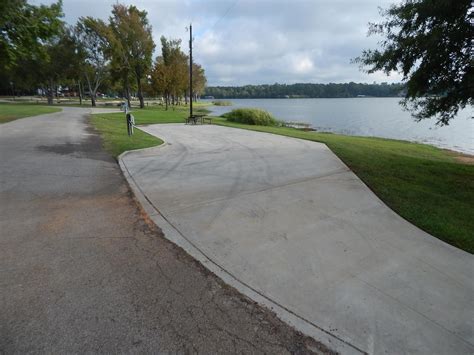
(91, 111, 164, 158)
(0, 103, 61, 124)
(91, 106, 474, 253)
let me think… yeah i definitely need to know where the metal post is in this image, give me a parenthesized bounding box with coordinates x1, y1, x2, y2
(189, 23, 193, 118)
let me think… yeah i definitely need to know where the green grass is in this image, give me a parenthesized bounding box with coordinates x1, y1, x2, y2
(0, 103, 61, 123)
(0, 97, 212, 109)
(90, 106, 474, 253)
(90, 105, 209, 158)
(91, 113, 165, 159)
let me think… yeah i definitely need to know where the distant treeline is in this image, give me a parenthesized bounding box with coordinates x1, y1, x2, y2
(204, 82, 405, 99)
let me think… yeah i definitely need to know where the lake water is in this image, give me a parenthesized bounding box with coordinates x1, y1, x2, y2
(204, 98, 474, 154)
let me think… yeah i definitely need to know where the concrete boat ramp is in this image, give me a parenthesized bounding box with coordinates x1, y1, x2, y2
(120, 123, 473, 354)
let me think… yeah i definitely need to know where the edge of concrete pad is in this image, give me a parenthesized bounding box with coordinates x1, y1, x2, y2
(118, 147, 365, 355)
(212, 123, 472, 256)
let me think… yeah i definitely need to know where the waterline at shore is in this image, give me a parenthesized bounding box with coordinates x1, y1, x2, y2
(205, 98, 474, 154)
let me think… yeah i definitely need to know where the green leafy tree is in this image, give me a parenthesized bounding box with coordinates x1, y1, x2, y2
(42, 27, 81, 104)
(150, 37, 188, 109)
(0, 0, 64, 98)
(150, 56, 171, 109)
(204, 82, 404, 99)
(106, 31, 133, 107)
(355, 0, 473, 125)
(191, 63, 207, 101)
(165, 37, 188, 105)
(8, 24, 80, 104)
(109, 4, 155, 109)
(75, 17, 109, 107)
(0, 0, 63, 72)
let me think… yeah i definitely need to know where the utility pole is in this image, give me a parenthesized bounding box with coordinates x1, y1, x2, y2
(189, 23, 193, 118)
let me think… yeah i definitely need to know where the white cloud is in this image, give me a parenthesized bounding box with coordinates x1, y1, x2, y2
(34, 0, 402, 85)
(292, 56, 314, 74)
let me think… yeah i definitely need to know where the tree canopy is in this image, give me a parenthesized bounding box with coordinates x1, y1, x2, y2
(75, 17, 110, 106)
(204, 82, 404, 99)
(109, 4, 155, 108)
(0, 1, 207, 108)
(149, 37, 205, 109)
(355, 0, 473, 125)
(0, 0, 63, 72)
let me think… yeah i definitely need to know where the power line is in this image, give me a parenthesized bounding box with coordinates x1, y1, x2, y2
(195, 0, 239, 41)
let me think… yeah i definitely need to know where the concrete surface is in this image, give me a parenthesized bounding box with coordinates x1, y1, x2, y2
(121, 123, 474, 355)
(0, 107, 329, 354)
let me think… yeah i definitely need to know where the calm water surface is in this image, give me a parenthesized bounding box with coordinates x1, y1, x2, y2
(205, 98, 473, 154)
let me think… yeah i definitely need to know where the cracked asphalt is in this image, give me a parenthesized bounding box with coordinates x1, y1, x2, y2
(0, 107, 331, 354)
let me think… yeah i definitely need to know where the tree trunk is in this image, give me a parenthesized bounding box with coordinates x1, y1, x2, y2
(124, 76, 131, 108)
(78, 80, 83, 105)
(137, 77, 144, 109)
(84, 74, 95, 107)
(165, 92, 169, 110)
(47, 80, 54, 105)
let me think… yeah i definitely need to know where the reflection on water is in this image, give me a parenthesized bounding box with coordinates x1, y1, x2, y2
(205, 98, 473, 154)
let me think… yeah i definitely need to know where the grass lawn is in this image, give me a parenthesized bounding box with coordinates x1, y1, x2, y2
(91, 112, 164, 158)
(91, 106, 474, 253)
(0, 103, 61, 124)
(90, 105, 209, 157)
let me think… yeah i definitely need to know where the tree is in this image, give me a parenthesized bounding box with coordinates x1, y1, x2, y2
(41, 26, 80, 104)
(203, 82, 404, 99)
(150, 37, 188, 109)
(106, 33, 132, 108)
(191, 63, 207, 101)
(75, 17, 109, 107)
(150, 56, 171, 109)
(1, 0, 64, 99)
(165, 37, 188, 105)
(0, 0, 63, 72)
(355, 0, 473, 125)
(7, 24, 80, 104)
(109, 4, 155, 109)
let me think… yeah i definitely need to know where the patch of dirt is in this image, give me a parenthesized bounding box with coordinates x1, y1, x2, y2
(445, 149, 474, 165)
(36, 119, 112, 162)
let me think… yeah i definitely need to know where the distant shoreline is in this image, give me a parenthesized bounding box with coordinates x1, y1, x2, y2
(204, 82, 405, 100)
(203, 96, 402, 99)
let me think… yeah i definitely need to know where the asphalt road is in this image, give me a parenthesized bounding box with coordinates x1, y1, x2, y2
(122, 123, 474, 355)
(0, 107, 328, 354)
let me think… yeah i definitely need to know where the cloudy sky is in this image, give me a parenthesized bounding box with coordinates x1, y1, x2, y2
(34, 0, 403, 86)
